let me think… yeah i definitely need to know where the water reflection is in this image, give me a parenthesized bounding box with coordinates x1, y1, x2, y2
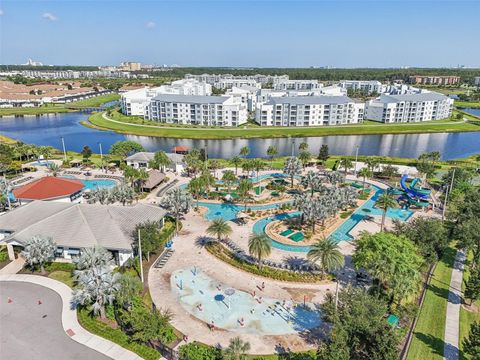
(1, 112, 479, 160)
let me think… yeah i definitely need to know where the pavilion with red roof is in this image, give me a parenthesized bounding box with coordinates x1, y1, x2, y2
(12, 176, 85, 204)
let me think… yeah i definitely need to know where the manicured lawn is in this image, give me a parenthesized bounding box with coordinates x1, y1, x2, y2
(0, 104, 72, 116)
(459, 251, 480, 360)
(87, 111, 480, 140)
(68, 93, 120, 108)
(0, 134, 17, 144)
(455, 101, 480, 109)
(406, 245, 457, 360)
(48, 270, 75, 287)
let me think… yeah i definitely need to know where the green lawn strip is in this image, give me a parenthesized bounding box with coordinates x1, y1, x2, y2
(205, 242, 329, 283)
(0, 105, 73, 116)
(459, 251, 480, 360)
(77, 308, 160, 360)
(455, 101, 480, 109)
(0, 134, 17, 144)
(48, 271, 75, 287)
(406, 245, 457, 360)
(88, 112, 480, 139)
(68, 93, 120, 108)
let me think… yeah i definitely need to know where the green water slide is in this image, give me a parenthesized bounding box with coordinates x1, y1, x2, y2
(411, 178, 431, 196)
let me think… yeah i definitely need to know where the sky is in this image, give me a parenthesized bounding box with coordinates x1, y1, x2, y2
(0, 0, 479, 68)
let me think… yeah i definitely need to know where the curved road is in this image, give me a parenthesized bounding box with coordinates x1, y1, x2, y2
(0, 282, 110, 360)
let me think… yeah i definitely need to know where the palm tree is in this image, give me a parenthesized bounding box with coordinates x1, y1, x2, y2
(239, 146, 250, 159)
(74, 246, 114, 270)
(298, 150, 312, 169)
(375, 192, 397, 231)
(339, 158, 353, 178)
(307, 238, 344, 274)
(72, 265, 121, 319)
(326, 171, 344, 185)
(222, 170, 237, 193)
(160, 188, 193, 233)
(251, 158, 265, 175)
(248, 233, 271, 268)
(21, 235, 56, 274)
(149, 151, 172, 173)
(358, 167, 373, 190)
(283, 156, 302, 188)
(0, 177, 12, 210)
(224, 336, 251, 360)
(135, 168, 149, 193)
(238, 179, 253, 210)
(230, 156, 242, 175)
(301, 171, 323, 195)
(206, 218, 232, 241)
(365, 157, 380, 173)
(199, 172, 216, 198)
(188, 177, 204, 208)
(299, 142, 309, 151)
(38, 145, 55, 162)
(266, 145, 278, 168)
(208, 159, 222, 178)
(241, 159, 254, 177)
(111, 184, 135, 206)
(90, 187, 111, 204)
(184, 152, 202, 177)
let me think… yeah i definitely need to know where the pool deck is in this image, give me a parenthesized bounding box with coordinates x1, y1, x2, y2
(148, 209, 335, 354)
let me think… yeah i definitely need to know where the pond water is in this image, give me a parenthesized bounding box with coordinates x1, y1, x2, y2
(1, 111, 479, 160)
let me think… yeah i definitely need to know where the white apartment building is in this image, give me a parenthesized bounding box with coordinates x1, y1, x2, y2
(214, 79, 260, 90)
(365, 92, 453, 123)
(145, 94, 248, 126)
(120, 80, 212, 116)
(256, 96, 364, 127)
(185, 73, 289, 85)
(226, 86, 259, 111)
(475, 77, 480, 87)
(339, 80, 386, 94)
(273, 80, 320, 91)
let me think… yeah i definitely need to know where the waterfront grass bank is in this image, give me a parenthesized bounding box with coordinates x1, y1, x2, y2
(87, 111, 480, 140)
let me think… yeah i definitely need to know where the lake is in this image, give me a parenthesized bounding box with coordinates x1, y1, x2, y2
(1, 110, 479, 160)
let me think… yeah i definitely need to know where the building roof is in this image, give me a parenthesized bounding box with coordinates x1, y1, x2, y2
(143, 170, 166, 190)
(125, 151, 185, 164)
(0, 201, 167, 251)
(151, 94, 230, 104)
(124, 151, 154, 163)
(267, 95, 353, 105)
(12, 176, 84, 201)
(380, 92, 448, 103)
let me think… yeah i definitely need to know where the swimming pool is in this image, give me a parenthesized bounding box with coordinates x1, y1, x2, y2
(61, 176, 117, 191)
(171, 267, 322, 335)
(252, 184, 413, 252)
(198, 201, 290, 221)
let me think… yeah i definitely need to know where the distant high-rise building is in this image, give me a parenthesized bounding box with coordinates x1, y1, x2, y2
(408, 75, 460, 86)
(120, 62, 141, 71)
(23, 58, 43, 66)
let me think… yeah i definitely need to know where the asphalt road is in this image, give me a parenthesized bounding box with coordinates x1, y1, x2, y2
(0, 281, 111, 360)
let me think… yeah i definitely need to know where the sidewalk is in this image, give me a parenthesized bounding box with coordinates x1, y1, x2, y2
(444, 250, 465, 360)
(0, 274, 143, 360)
(0, 257, 25, 275)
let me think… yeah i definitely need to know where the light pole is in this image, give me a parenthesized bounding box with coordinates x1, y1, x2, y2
(138, 229, 144, 283)
(334, 279, 339, 311)
(354, 145, 359, 177)
(60, 137, 67, 161)
(98, 142, 103, 160)
(442, 168, 456, 222)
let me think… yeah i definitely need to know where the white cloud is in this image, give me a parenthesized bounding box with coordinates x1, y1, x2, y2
(42, 12, 58, 21)
(145, 21, 156, 29)
(0, 9, 4, 16)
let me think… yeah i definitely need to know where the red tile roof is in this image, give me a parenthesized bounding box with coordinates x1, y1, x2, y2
(13, 177, 84, 201)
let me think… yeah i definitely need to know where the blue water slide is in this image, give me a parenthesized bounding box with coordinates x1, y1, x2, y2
(400, 174, 430, 199)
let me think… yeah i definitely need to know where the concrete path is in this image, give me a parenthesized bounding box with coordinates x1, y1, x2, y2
(0, 274, 143, 360)
(444, 250, 465, 360)
(0, 257, 25, 275)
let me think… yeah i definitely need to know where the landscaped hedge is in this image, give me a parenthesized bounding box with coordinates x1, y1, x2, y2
(205, 242, 328, 283)
(77, 308, 160, 360)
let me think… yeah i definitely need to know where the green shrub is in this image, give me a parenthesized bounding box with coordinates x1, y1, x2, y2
(78, 308, 160, 360)
(205, 242, 328, 283)
(0, 247, 9, 263)
(340, 210, 353, 219)
(179, 342, 222, 360)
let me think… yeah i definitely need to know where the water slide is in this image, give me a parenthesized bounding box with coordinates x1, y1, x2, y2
(400, 175, 430, 199)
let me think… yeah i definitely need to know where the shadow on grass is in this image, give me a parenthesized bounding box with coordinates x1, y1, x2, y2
(413, 332, 445, 357)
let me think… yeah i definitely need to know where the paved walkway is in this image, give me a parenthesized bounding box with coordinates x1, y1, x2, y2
(0, 274, 142, 360)
(0, 257, 25, 275)
(444, 250, 465, 360)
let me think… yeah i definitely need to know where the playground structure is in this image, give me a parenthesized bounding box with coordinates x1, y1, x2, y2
(394, 175, 431, 209)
